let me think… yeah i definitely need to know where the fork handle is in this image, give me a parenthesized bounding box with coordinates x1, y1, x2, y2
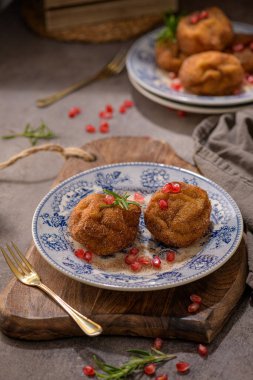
(36, 71, 106, 108)
(37, 282, 103, 336)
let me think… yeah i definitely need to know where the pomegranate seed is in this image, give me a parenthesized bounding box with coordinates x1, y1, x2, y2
(168, 71, 176, 79)
(198, 343, 208, 357)
(190, 14, 199, 24)
(138, 256, 151, 265)
(188, 302, 200, 313)
(99, 110, 112, 119)
(162, 183, 173, 193)
(104, 194, 115, 205)
(74, 248, 86, 259)
(247, 75, 253, 84)
(233, 43, 244, 52)
(130, 261, 142, 272)
(176, 361, 190, 374)
(144, 363, 156, 375)
(68, 107, 80, 118)
(152, 256, 161, 269)
(125, 254, 137, 265)
(99, 121, 110, 133)
(153, 337, 163, 350)
(119, 105, 126, 114)
(158, 199, 168, 210)
(199, 10, 208, 19)
(105, 104, 113, 113)
(83, 365, 95, 377)
(177, 110, 187, 118)
(171, 82, 182, 91)
(134, 192, 145, 203)
(85, 124, 96, 133)
(190, 294, 202, 304)
(129, 247, 139, 255)
(166, 251, 175, 262)
(171, 182, 181, 193)
(123, 99, 134, 108)
(250, 42, 253, 51)
(84, 251, 93, 263)
(155, 375, 168, 380)
(233, 88, 241, 95)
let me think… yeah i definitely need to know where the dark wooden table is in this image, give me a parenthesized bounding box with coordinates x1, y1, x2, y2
(0, 1, 253, 379)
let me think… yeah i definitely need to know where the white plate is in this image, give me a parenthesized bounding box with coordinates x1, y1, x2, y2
(32, 163, 243, 292)
(129, 74, 253, 114)
(126, 22, 253, 107)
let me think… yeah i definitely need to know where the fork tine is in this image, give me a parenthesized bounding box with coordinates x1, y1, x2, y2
(11, 241, 34, 271)
(0, 246, 23, 279)
(6, 244, 28, 275)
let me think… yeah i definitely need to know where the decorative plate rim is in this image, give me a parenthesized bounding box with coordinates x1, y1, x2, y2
(32, 162, 243, 292)
(126, 21, 253, 107)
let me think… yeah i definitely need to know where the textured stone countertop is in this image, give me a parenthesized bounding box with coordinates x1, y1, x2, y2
(0, 1, 253, 379)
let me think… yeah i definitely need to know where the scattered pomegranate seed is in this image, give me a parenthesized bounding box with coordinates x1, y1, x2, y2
(162, 183, 173, 193)
(68, 107, 81, 118)
(250, 42, 253, 51)
(171, 182, 181, 193)
(188, 302, 200, 313)
(171, 81, 182, 91)
(119, 105, 126, 114)
(144, 363, 156, 375)
(99, 110, 113, 119)
(198, 343, 208, 357)
(168, 71, 176, 79)
(199, 10, 209, 19)
(155, 375, 168, 380)
(130, 261, 142, 272)
(74, 248, 86, 259)
(190, 14, 199, 24)
(152, 256, 161, 269)
(84, 251, 93, 263)
(125, 254, 137, 265)
(153, 337, 164, 350)
(176, 361, 190, 374)
(104, 194, 115, 205)
(177, 110, 187, 118)
(85, 124, 96, 133)
(138, 256, 151, 265)
(105, 104, 113, 113)
(134, 192, 145, 203)
(158, 199, 168, 210)
(247, 75, 253, 84)
(83, 365, 96, 377)
(129, 247, 139, 256)
(233, 43, 244, 52)
(166, 251, 175, 262)
(99, 121, 110, 133)
(123, 99, 134, 108)
(190, 294, 202, 304)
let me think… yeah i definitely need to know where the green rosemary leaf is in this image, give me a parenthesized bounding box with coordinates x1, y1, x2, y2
(103, 189, 120, 198)
(157, 12, 181, 42)
(127, 349, 151, 357)
(1, 122, 56, 146)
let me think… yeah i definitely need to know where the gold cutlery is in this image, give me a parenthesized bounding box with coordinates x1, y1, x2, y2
(36, 47, 127, 108)
(0, 242, 103, 337)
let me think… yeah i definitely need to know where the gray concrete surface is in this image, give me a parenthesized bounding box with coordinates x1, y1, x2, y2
(0, 1, 253, 379)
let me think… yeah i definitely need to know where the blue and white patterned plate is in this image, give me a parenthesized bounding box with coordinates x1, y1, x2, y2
(32, 163, 243, 292)
(126, 22, 253, 107)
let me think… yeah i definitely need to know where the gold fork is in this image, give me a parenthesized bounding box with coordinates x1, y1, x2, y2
(0, 242, 103, 337)
(36, 47, 127, 108)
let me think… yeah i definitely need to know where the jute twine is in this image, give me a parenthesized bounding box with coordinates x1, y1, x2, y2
(0, 144, 96, 170)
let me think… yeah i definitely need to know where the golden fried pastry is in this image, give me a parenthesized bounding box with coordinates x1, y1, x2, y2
(155, 39, 185, 73)
(68, 193, 141, 256)
(144, 182, 211, 248)
(228, 34, 253, 73)
(179, 51, 244, 95)
(177, 7, 234, 56)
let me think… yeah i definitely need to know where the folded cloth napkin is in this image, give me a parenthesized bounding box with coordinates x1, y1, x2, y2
(192, 110, 253, 288)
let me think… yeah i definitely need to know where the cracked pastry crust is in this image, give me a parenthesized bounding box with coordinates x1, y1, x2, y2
(68, 193, 141, 256)
(179, 51, 244, 95)
(144, 182, 211, 248)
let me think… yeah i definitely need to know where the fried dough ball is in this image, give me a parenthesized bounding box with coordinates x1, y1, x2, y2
(177, 7, 234, 56)
(155, 39, 185, 73)
(179, 51, 244, 95)
(229, 34, 253, 73)
(144, 182, 211, 248)
(68, 193, 141, 256)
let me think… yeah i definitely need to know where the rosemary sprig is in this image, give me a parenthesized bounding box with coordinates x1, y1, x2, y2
(157, 13, 181, 42)
(1, 122, 56, 146)
(101, 189, 141, 210)
(93, 348, 176, 379)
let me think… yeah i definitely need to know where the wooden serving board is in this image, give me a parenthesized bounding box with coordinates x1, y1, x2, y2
(0, 137, 248, 343)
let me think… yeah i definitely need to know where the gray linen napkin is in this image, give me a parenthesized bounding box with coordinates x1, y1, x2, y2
(192, 110, 253, 287)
